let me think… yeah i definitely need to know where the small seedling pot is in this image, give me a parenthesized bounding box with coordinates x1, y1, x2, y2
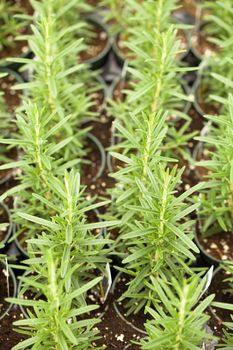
(208, 267, 232, 326)
(112, 33, 130, 67)
(85, 132, 106, 182)
(190, 21, 219, 62)
(0, 259, 17, 320)
(111, 272, 147, 335)
(194, 221, 232, 267)
(192, 74, 220, 117)
(81, 15, 112, 70)
(0, 202, 13, 247)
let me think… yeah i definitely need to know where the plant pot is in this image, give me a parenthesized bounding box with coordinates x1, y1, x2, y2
(192, 139, 212, 181)
(207, 267, 233, 339)
(83, 132, 106, 182)
(0, 259, 17, 320)
(112, 33, 131, 67)
(111, 272, 147, 335)
(194, 221, 233, 266)
(190, 23, 219, 61)
(192, 74, 220, 117)
(80, 15, 112, 70)
(0, 202, 12, 247)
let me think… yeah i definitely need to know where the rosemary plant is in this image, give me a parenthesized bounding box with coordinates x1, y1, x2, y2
(119, 165, 203, 314)
(10, 0, 94, 162)
(8, 247, 103, 350)
(196, 94, 233, 235)
(0, 0, 27, 51)
(140, 273, 216, 350)
(0, 100, 78, 239)
(199, 0, 233, 110)
(16, 170, 117, 285)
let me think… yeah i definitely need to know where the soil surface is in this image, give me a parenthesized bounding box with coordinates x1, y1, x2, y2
(197, 228, 233, 262)
(93, 273, 143, 350)
(191, 30, 218, 58)
(0, 264, 15, 317)
(207, 269, 233, 336)
(0, 146, 19, 186)
(195, 80, 220, 115)
(116, 33, 133, 61)
(80, 25, 109, 62)
(0, 73, 22, 113)
(0, 0, 33, 61)
(0, 204, 10, 243)
(0, 305, 26, 349)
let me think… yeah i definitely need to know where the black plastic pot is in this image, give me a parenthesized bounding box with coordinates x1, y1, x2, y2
(0, 259, 17, 320)
(112, 272, 147, 335)
(194, 222, 228, 267)
(82, 15, 112, 70)
(85, 132, 106, 182)
(0, 202, 13, 247)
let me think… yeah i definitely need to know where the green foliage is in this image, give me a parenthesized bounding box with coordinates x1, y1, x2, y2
(8, 248, 102, 350)
(140, 273, 216, 350)
(118, 166, 203, 313)
(17, 170, 117, 285)
(0, 0, 27, 51)
(200, 0, 233, 108)
(196, 94, 233, 235)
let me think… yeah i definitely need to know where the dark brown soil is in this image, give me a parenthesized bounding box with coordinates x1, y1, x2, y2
(89, 88, 105, 113)
(0, 204, 10, 243)
(116, 33, 134, 61)
(191, 31, 218, 58)
(0, 147, 18, 185)
(207, 269, 233, 334)
(0, 305, 26, 349)
(93, 275, 143, 349)
(0, 264, 15, 317)
(193, 143, 211, 181)
(0, 74, 22, 113)
(81, 116, 115, 201)
(87, 0, 102, 5)
(80, 25, 108, 62)
(197, 229, 233, 261)
(177, 29, 189, 59)
(195, 80, 220, 115)
(113, 274, 149, 333)
(0, 0, 33, 61)
(112, 80, 131, 102)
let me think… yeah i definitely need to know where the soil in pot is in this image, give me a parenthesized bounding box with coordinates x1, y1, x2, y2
(0, 203, 11, 243)
(177, 29, 189, 60)
(195, 79, 220, 116)
(0, 263, 15, 317)
(196, 224, 233, 262)
(0, 0, 33, 62)
(91, 274, 143, 350)
(0, 305, 26, 349)
(207, 268, 233, 337)
(0, 72, 22, 113)
(114, 33, 135, 62)
(81, 119, 115, 200)
(80, 23, 109, 63)
(0, 147, 19, 185)
(191, 30, 218, 59)
(112, 79, 132, 102)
